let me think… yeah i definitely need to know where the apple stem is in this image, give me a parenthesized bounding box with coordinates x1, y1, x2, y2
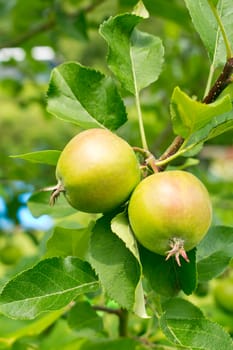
(133, 147, 159, 173)
(165, 237, 190, 266)
(49, 182, 65, 206)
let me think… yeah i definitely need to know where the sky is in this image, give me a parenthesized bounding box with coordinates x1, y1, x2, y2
(0, 195, 53, 231)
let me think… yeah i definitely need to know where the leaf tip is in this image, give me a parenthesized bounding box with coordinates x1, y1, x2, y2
(132, 1, 149, 19)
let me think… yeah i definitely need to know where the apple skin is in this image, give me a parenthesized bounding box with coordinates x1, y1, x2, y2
(55, 128, 141, 213)
(128, 170, 212, 257)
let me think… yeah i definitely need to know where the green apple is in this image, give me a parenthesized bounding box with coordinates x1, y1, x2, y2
(52, 128, 141, 213)
(128, 170, 212, 265)
(214, 278, 233, 313)
(0, 243, 22, 265)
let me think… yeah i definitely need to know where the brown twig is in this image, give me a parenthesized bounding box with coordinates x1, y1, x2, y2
(118, 308, 129, 337)
(133, 147, 159, 173)
(157, 136, 184, 171)
(158, 136, 184, 163)
(93, 305, 122, 316)
(93, 306, 128, 337)
(203, 57, 233, 104)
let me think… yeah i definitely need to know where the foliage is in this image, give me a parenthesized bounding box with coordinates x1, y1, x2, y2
(0, 0, 233, 349)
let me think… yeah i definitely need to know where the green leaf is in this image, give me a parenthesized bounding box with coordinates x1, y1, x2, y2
(45, 221, 94, 260)
(28, 191, 76, 218)
(47, 62, 127, 130)
(178, 249, 197, 295)
(111, 212, 140, 261)
(170, 157, 200, 170)
(211, 0, 233, 66)
(197, 226, 233, 282)
(111, 212, 148, 318)
(188, 109, 233, 142)
(0, 309, 66, 347)
(184, 0, 218, 61)
(160, 298, 233, 349)
(184, 0, 233, 66)
(132, 0, 150, 17)
(140, 247, 179, 297)
(88, 214, 141, 312)
(100, 13, 164, 94)
(170, 86, 232, 137)
(10, 150, 61, 166)
(140, 246, 197, 297)
(180, 109, 233, 157)
(67, 301, 103, 334)
(0, 257, 99, 320)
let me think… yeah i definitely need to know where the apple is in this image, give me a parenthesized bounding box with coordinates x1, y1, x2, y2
(213, 278, 233, 313)
(51, 128, 141, 213)
(128, 170, 212, 265)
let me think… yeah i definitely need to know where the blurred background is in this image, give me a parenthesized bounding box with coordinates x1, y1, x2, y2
(0, 0, 232, 316)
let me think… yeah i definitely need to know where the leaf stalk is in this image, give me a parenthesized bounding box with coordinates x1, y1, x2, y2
(135, 89, 149, 151)
(130, 48, 149, 150)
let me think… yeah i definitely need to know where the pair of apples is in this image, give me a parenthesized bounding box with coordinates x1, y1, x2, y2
(51, 128, 212, 265)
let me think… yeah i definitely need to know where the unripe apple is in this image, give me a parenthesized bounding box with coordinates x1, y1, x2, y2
(52, 128, 141, 213)
(0, 243, 23, 265)
(128, 170, 212, 265)
(213, 278, 233, 313)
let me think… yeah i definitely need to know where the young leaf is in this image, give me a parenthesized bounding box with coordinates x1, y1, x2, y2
(188, 109, 233, 143)
(160, 298, 233, 349)
(170, 86, 232, 138)
(140, 246, 197, 297)
(10, 150, 61, 166)
(47, 62, 127, 130)
(0, 257, 99, 319)
(111, 212, 148, 318)
(177, 109, 233, 157)
(100, 13, 164, 94)
(196, 225, 233, 282)
(88, 214, 141, 312)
